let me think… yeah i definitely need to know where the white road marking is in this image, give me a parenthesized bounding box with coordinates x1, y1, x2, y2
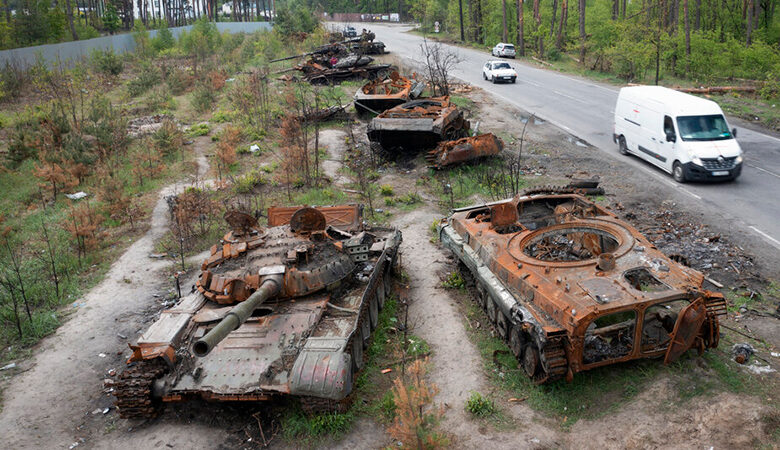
(749, 226, 780, 250)
(746, 163, 780, 179)
(552, 89, 587, 104)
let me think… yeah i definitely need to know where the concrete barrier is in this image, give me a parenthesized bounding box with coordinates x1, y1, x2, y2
(0, 22, 272, 70)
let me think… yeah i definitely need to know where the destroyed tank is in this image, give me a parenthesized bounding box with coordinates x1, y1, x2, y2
(354, 71, 425, 115)
(438, 190, 726, 383)
(367, 97, 470, 154)
(425, 133, 504, 169)
(114, 205, 401, 418)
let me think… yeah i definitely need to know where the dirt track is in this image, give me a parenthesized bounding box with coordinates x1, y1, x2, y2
(0, 84, 777, 449)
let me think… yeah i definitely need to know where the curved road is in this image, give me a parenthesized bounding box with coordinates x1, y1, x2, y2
(360, 23, 780, 254)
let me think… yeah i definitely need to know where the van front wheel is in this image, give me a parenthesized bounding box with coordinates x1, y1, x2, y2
(618, 136, 628, 155)
(673, 162, 687, 183)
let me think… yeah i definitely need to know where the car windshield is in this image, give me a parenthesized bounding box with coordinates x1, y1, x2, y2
(504, 45, 515, 50)
(676, 114, 732, 141)
(493, 63, 511, 69)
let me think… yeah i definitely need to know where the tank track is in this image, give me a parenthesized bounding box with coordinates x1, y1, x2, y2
(114, 358, 167, 419)
(522, 185, 605, 196)
(458, 262, 568, 384)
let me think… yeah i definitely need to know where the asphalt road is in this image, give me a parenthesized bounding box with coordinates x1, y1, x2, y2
(358, 23, 780, 253)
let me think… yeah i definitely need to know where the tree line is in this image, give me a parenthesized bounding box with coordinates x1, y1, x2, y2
(0, 0, 276, 49)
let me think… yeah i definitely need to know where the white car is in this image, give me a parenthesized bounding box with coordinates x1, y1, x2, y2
(483, 60, 517, 84)
(491, 43, 516, 58)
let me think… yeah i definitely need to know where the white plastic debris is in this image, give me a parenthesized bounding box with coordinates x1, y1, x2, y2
(771, 352, 780, 358)
(744, 363, 776, 375)
(249, 144, 260, 153)
(98, 353, 107, 358)
(69, 443, 79, 449)
(65, 192, 88, 200)
(1, 362, 16, 371)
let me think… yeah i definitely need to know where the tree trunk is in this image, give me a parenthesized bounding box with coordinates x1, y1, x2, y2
(517, 0, 525, 55)
(475, 0, 484, 43)
(557, 0, 567, 49)
(533, 0, 543, 57)
(612, 0, 618, 19)
(460, 0, 466, 41)
(502, 0, 508, 42)
(746, 0, 753, 46)
(65, 0, 79, 40)
(684, 0, 691, 70)
(550, 0, 558, 37)
(694, 0, 701, 29)
(578, 0, 586, 63)
(621, 0, 626, 18)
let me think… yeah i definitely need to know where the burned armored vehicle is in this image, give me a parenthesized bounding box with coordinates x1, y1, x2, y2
(273, 43, 391, 85)
(367, 97, 470, 153)
(439, 191, 726, 383)
(114, 205, 401, 418)
(354, 71, 425, 115)
(425, 133, 504, 169)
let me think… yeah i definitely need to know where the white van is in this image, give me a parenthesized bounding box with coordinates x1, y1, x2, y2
(613, 86, 742, 182)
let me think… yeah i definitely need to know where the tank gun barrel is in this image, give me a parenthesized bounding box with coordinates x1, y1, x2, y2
(193, 276, 282, 357)
(270, 53, 313, 63)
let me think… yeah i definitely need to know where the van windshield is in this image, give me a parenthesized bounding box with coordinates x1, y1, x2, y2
(676, 114, 732, 141)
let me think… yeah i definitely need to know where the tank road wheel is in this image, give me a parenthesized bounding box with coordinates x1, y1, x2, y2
(361, 312, 372, 349)
(522, 345, 540, 378)
(376, 279, 386, 310)
(509, 330, 524, 358)
(350, 329, 365, 372)
(485, 297, 498, 324)
(368, 293, 379, 330)
(114, 358, 168, 419)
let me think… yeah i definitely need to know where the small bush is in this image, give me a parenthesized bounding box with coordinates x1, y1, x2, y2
(191, 83, 216, 113)
(233, 169, 268, 194)
(90, 49, 124, 76)
(186, 123, 210, 137)
(380, 184, 394, 196)
(127, 62, 161, 97)
(465, 391, 496, 417)
(152, 120, 183, 156)
(379, 390, 397, 421)
(442, 271, 466, 290)
(384, 197, 396, 206)
(397, 192, 422, 205)
(166, 67, 193, 95)
(146, 86, 177, 113)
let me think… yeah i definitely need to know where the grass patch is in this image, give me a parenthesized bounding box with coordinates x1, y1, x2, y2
(281, 408, 355, 444)
(442, 271, 466, 290)
(465, 391, 496, 417)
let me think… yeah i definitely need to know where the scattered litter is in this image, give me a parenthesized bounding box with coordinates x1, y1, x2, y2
(149, 253, 167, 259)
(249, 144, 260, 153)
(744, 362, 776, 375)
(732, 343, 754, 364)
(530, 438, 540, 444)
(1, 362, 16, 371)
(575, 141, 587, 147)
(65, 192, 88, 200)
(226, 78, 235, 82)
(91, 408, 102, 415)
(772, 352, 780, 358)
(117, 333, 127, 339)
(103, 407, 110, 414)
(508, 397, 526, 403)
(69, 442, 79, 449)
(98, 353, 107, 358)
(107, 369, 116, 376)
(381, 368, 393, 374)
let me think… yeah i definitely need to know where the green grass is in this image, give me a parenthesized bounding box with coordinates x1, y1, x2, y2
(465, 391, 496, 417)
(281, 409, 355, 444)
(425, 159, 522, 210)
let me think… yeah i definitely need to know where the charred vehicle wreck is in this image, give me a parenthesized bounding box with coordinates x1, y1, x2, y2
(438, 191, 726, 383)
(354, 71, 425, 115)
(113, 205, 401, 418)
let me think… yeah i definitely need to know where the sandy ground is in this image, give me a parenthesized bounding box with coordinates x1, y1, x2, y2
(0, 83, 777, 449)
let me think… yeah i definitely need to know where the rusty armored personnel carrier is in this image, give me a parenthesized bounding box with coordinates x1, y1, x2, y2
(114, 205, 401, 418)
(354, 71, 425, 115)
(367, 97, 470, 153)
(425, 133, 504, 169)
(438, 191, 726, 383)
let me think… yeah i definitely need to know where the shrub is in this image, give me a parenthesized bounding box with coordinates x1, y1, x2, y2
(166, 67, 193, 95)
(465, 392, 496, 417)
(442, 271, 465, 290)
(145, 86, 177, 113)
(233, 169, 268, 194)
(127, 62, 161, 97)
(397, 192, 422, 205)
(90, 49, 124, 76)
(191, 83, 216, 113)
(186, 123, 210, 137)
(152, 120, 183, 156)
(380, 184, 394, 196)
(151, 26, 175, 53)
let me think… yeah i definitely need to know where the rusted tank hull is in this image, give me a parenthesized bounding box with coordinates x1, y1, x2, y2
(425, 133, 504, 169)
(114, 205, 402, 418)
(306, 64, 391, 84)
(367, 97, 470, 153)
(354, 71, 424, 115)
(438, 193, 725, 383)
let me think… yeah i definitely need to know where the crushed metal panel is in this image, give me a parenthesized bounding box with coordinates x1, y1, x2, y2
(267, 205, 362, 231)
(664, 298, 707, 364)
(426, 133, 504, 169)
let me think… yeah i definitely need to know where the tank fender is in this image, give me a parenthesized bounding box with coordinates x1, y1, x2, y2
(289, 337, 352, 400)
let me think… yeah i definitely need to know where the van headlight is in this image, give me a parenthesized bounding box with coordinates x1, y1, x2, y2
(691, 157, 703, 166)
(735, 155, 743, 164)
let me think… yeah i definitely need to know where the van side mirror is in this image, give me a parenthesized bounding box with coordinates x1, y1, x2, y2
(666, 132, 676, 143)
(732, 128, 737, 137)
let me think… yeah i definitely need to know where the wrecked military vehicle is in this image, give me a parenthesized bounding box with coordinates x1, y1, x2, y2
(367, 97, 471, 153)
(354, 71, 425, 115)
(113, 205, 401, 418)
(438, 191, 726, 383)
(273, 42, 391, 85)
(425, 133, 504, 169)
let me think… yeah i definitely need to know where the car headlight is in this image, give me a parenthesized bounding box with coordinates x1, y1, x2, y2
(691, 157, 703, 166)
(735, 155, 743, 164)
